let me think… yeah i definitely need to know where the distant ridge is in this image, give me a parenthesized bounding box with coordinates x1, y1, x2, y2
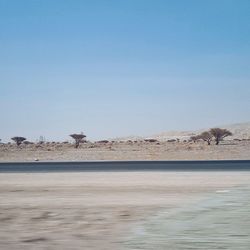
(112, 122, 250, 142)
(222, 122, 250, 140)
(153, 122, 250, 141)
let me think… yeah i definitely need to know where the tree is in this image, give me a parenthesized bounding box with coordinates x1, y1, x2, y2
(70, 133, 86, 148)
(199, 131, 213, 145)
(210, 128, 232, 145)
(11, 136, 26, 146)
(190, 135, 200, 143)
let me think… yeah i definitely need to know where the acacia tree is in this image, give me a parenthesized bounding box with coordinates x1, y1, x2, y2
(11, 137, 26, 146)
(198, 131, 213, 145)
(210, 128, 232, 145)
(70, 133, 86, 148)
(190, 135, 200, 143)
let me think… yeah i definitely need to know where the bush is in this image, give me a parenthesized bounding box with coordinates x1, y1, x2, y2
(210, 128, 232, 145)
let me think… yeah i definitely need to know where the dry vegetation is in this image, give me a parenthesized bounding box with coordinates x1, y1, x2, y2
(0, 138, 249, 162)
(1, 125, 250, 161)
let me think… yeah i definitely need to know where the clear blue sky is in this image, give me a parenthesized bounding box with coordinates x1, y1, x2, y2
(0, 0, 250, 142)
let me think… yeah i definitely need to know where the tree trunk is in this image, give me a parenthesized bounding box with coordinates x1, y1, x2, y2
(75, 140, 79, 148)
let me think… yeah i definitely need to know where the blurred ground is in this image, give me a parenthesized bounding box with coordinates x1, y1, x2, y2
(0, 172, 250, 249)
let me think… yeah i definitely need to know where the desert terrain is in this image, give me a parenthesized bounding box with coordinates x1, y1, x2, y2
(0, 139, 249, 162)
(1, 172, 250, 249)
(0, 123, 250, 249)
(1, 122, 249, 162)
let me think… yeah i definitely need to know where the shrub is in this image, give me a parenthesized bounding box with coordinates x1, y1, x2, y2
(70, 133, 87, 148)
(210, 128, 233, 145)
(11, 136, 26, 146)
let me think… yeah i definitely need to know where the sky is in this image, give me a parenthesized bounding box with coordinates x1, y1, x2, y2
(0, 0, 250, 142)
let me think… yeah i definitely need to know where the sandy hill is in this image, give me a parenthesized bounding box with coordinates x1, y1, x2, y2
(112, 122, 250, 142)
(152, 122, 250, 141)
(222, 122, 250, 140)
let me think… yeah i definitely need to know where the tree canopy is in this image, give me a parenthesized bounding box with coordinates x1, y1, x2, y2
(198, 131, 213, 145)
(190, 128, 232, 145)
(210, 128, 232, 145)
(11, 136, 26, 146)
(70, 133, 86, 148)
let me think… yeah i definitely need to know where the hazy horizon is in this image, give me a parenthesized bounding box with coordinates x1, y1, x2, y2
(1, 1, 250, 142)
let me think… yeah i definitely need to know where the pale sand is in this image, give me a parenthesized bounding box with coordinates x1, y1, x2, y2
(0, 140, 250, 161)
(1, 172, 250, 249)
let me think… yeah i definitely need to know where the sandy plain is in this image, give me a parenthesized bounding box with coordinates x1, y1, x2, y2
(0, 140, 250, 162)
(1, 171, 250, 249)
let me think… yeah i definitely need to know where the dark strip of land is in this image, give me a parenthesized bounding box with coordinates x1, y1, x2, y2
(0, 160, 250, 172)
